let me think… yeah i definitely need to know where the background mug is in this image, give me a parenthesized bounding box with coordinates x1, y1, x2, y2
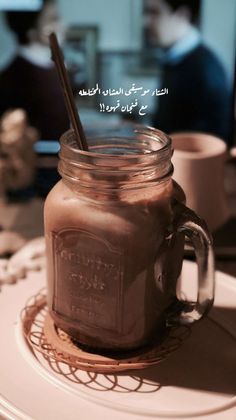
(171, 132, 230, 232)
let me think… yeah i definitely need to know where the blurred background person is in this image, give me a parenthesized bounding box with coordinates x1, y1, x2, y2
(144, 0, 233, 145)
(0, 0, 69, 141)
(0, 0, 70, 197)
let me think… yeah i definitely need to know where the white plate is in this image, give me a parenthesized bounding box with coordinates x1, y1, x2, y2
(0, 261, 236, 420)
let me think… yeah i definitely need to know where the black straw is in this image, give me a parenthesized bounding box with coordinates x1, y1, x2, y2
(49, 32, 88, 151)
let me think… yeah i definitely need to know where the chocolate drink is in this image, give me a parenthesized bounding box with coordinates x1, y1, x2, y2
(44, 128, 184, 351)
(45, 181, 183, 351)
(44, 127, 214, 351)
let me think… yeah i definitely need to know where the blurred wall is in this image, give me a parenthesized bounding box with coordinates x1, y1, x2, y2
(0, 12, 16, 70)
(201, 0, 236, 82)
(57, 0, 142, 51)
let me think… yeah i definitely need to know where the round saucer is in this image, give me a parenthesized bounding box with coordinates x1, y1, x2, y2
(21, 289, 191, 374)
(1, 262, 236, 420)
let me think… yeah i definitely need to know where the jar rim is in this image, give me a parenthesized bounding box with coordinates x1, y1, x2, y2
(59, 125, 173, 194)
(60, 125, 172, 163)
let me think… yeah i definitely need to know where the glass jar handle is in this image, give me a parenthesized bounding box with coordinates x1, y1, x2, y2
(167, 202, 215, 325)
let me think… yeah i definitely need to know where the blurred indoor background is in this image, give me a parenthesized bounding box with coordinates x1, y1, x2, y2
(0, 0, 235, 142)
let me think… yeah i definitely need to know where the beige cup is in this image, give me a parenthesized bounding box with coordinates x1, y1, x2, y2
(171, 132, 230, 232)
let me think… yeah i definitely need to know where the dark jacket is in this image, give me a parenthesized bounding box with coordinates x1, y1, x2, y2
(0, 55, 69, 140)
(152, 44, 233, 144)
